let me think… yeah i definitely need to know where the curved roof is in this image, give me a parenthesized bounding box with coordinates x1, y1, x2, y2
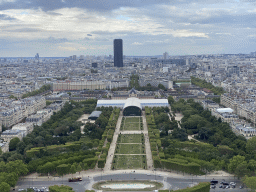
(96, 98, 168, 108)
(216, 108, 233, 113)
(123, 98, 142, 110)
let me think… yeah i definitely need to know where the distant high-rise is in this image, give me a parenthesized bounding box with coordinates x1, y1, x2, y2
(114, 39, 123, 67)
(35, 53, 39, 60)
(163, 52, 169, 60)
(92, 62, 98, 68)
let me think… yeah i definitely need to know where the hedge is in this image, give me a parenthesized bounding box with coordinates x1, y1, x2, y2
(175, 182, 210, 192)
(161, 159, 201, 175)
(98, 158, 106, 168)
(153, 156, 162, 168)
(159, 152, 165, 159)
(83, 157, 98, 169)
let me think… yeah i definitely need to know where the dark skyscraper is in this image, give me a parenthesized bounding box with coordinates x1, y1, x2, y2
(114, 39, 123, 67)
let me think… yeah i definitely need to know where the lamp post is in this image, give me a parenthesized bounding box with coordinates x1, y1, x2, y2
(155, 169, 156, 181)
(101, 168, 103, 181)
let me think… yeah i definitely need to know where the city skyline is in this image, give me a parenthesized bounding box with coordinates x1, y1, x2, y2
(1, 1, 256, 57)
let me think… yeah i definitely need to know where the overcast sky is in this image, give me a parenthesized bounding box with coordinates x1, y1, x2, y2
(1, 0, 256, 57)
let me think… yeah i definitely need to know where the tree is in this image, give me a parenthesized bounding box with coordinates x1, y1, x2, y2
(76, 164, 82, 174)
(158, 83, 166, 90)
(42, 162, 55, 175)
(246, 136, 256, 155)
(0, 182, 10, 192)
(171, 128, 188, 141)
(16, 141, 26, 155)
(70, 164, 77, 177)
(248, 159, 256, 172)
(243, 176, 256, 191)
(9, 137, 20, 151)
(235, 162, 249, 178)
(228, 155, 246, 173)
(9, 95, 17, 100)
(56, 164, 70, 176)
(83, 163, 88, 170)
(198, 127, 212, 140)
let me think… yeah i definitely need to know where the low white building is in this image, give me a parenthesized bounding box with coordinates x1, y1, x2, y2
(37, 109, 53, 122)
(12, 122, 34, 135)
(26, 114, 43, 126)
(1, 129, 24, 143)
(0, 141, 9, 153)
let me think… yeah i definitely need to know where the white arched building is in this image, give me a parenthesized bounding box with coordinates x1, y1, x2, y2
(96, 98, 169, 116)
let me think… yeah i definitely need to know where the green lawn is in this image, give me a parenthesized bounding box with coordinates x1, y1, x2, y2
(124, 117, 140, 123)
(112, 155, 147, 170)
(115, 144, 145, 154)
(93, 180, 163, 191)
(117, 134, 144, 143)
(120, 117, 143, 131)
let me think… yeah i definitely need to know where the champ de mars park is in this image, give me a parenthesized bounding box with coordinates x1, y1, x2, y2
(3, 94, 256, 192)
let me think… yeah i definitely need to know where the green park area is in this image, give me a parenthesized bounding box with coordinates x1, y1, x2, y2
(117, 134, 144, 143)
(113, 133, 146, 169)
(112, 155, 147, 170)
(120, 117, 143, 131)
(115, 144, 145, 154)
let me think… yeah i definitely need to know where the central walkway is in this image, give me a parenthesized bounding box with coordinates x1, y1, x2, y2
(104, 111, 123, 171)
(142, 111, 154, 171)
(104, 111, 153, 171)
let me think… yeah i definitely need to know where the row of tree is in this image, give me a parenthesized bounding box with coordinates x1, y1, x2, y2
(22, 84, 52, 98)
(0, 160, 28, 191)
(129, 74, 164, 91)
(190, 76, 225, 95)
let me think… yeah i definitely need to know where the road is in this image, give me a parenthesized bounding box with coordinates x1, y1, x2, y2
(15, 173, 247, 192)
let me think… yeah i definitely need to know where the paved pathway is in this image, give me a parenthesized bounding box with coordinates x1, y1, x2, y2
(104, 111, 123, 171)
(142, 111, 154, 171)
(120, 130, 146, 134)
(114, 154, 146, 156)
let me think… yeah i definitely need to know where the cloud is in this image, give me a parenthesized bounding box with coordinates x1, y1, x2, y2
(0, 14, 16, 20)
(171, 30, 208, 38)
(132, 42, 143, 45)
(0, 0, 169, 11)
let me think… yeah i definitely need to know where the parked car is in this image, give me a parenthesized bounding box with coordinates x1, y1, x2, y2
(68, 177, 82, 182)
(210, 180, 218, 184)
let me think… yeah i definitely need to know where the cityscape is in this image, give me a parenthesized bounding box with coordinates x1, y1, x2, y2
(1, 0, 256, 192)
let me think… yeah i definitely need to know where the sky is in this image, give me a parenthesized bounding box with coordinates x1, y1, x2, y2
(1, 0, 256, 57)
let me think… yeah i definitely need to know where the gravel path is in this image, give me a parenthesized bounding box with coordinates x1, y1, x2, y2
(104, 111, 123, 171)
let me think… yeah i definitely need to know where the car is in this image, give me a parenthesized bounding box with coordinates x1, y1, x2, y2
(211, 185, 216, 189)
(219, 185, 223, 188)
(68, 177, 82, 182)
(226, 185, 230, 189)
(18, 189, 25, 192)
(210, 180, 218, 184)
(239, 185, 244, 189)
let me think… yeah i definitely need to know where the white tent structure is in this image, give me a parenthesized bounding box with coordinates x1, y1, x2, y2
(96, 98, 169, 116)
(216, 108, 234, 113)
